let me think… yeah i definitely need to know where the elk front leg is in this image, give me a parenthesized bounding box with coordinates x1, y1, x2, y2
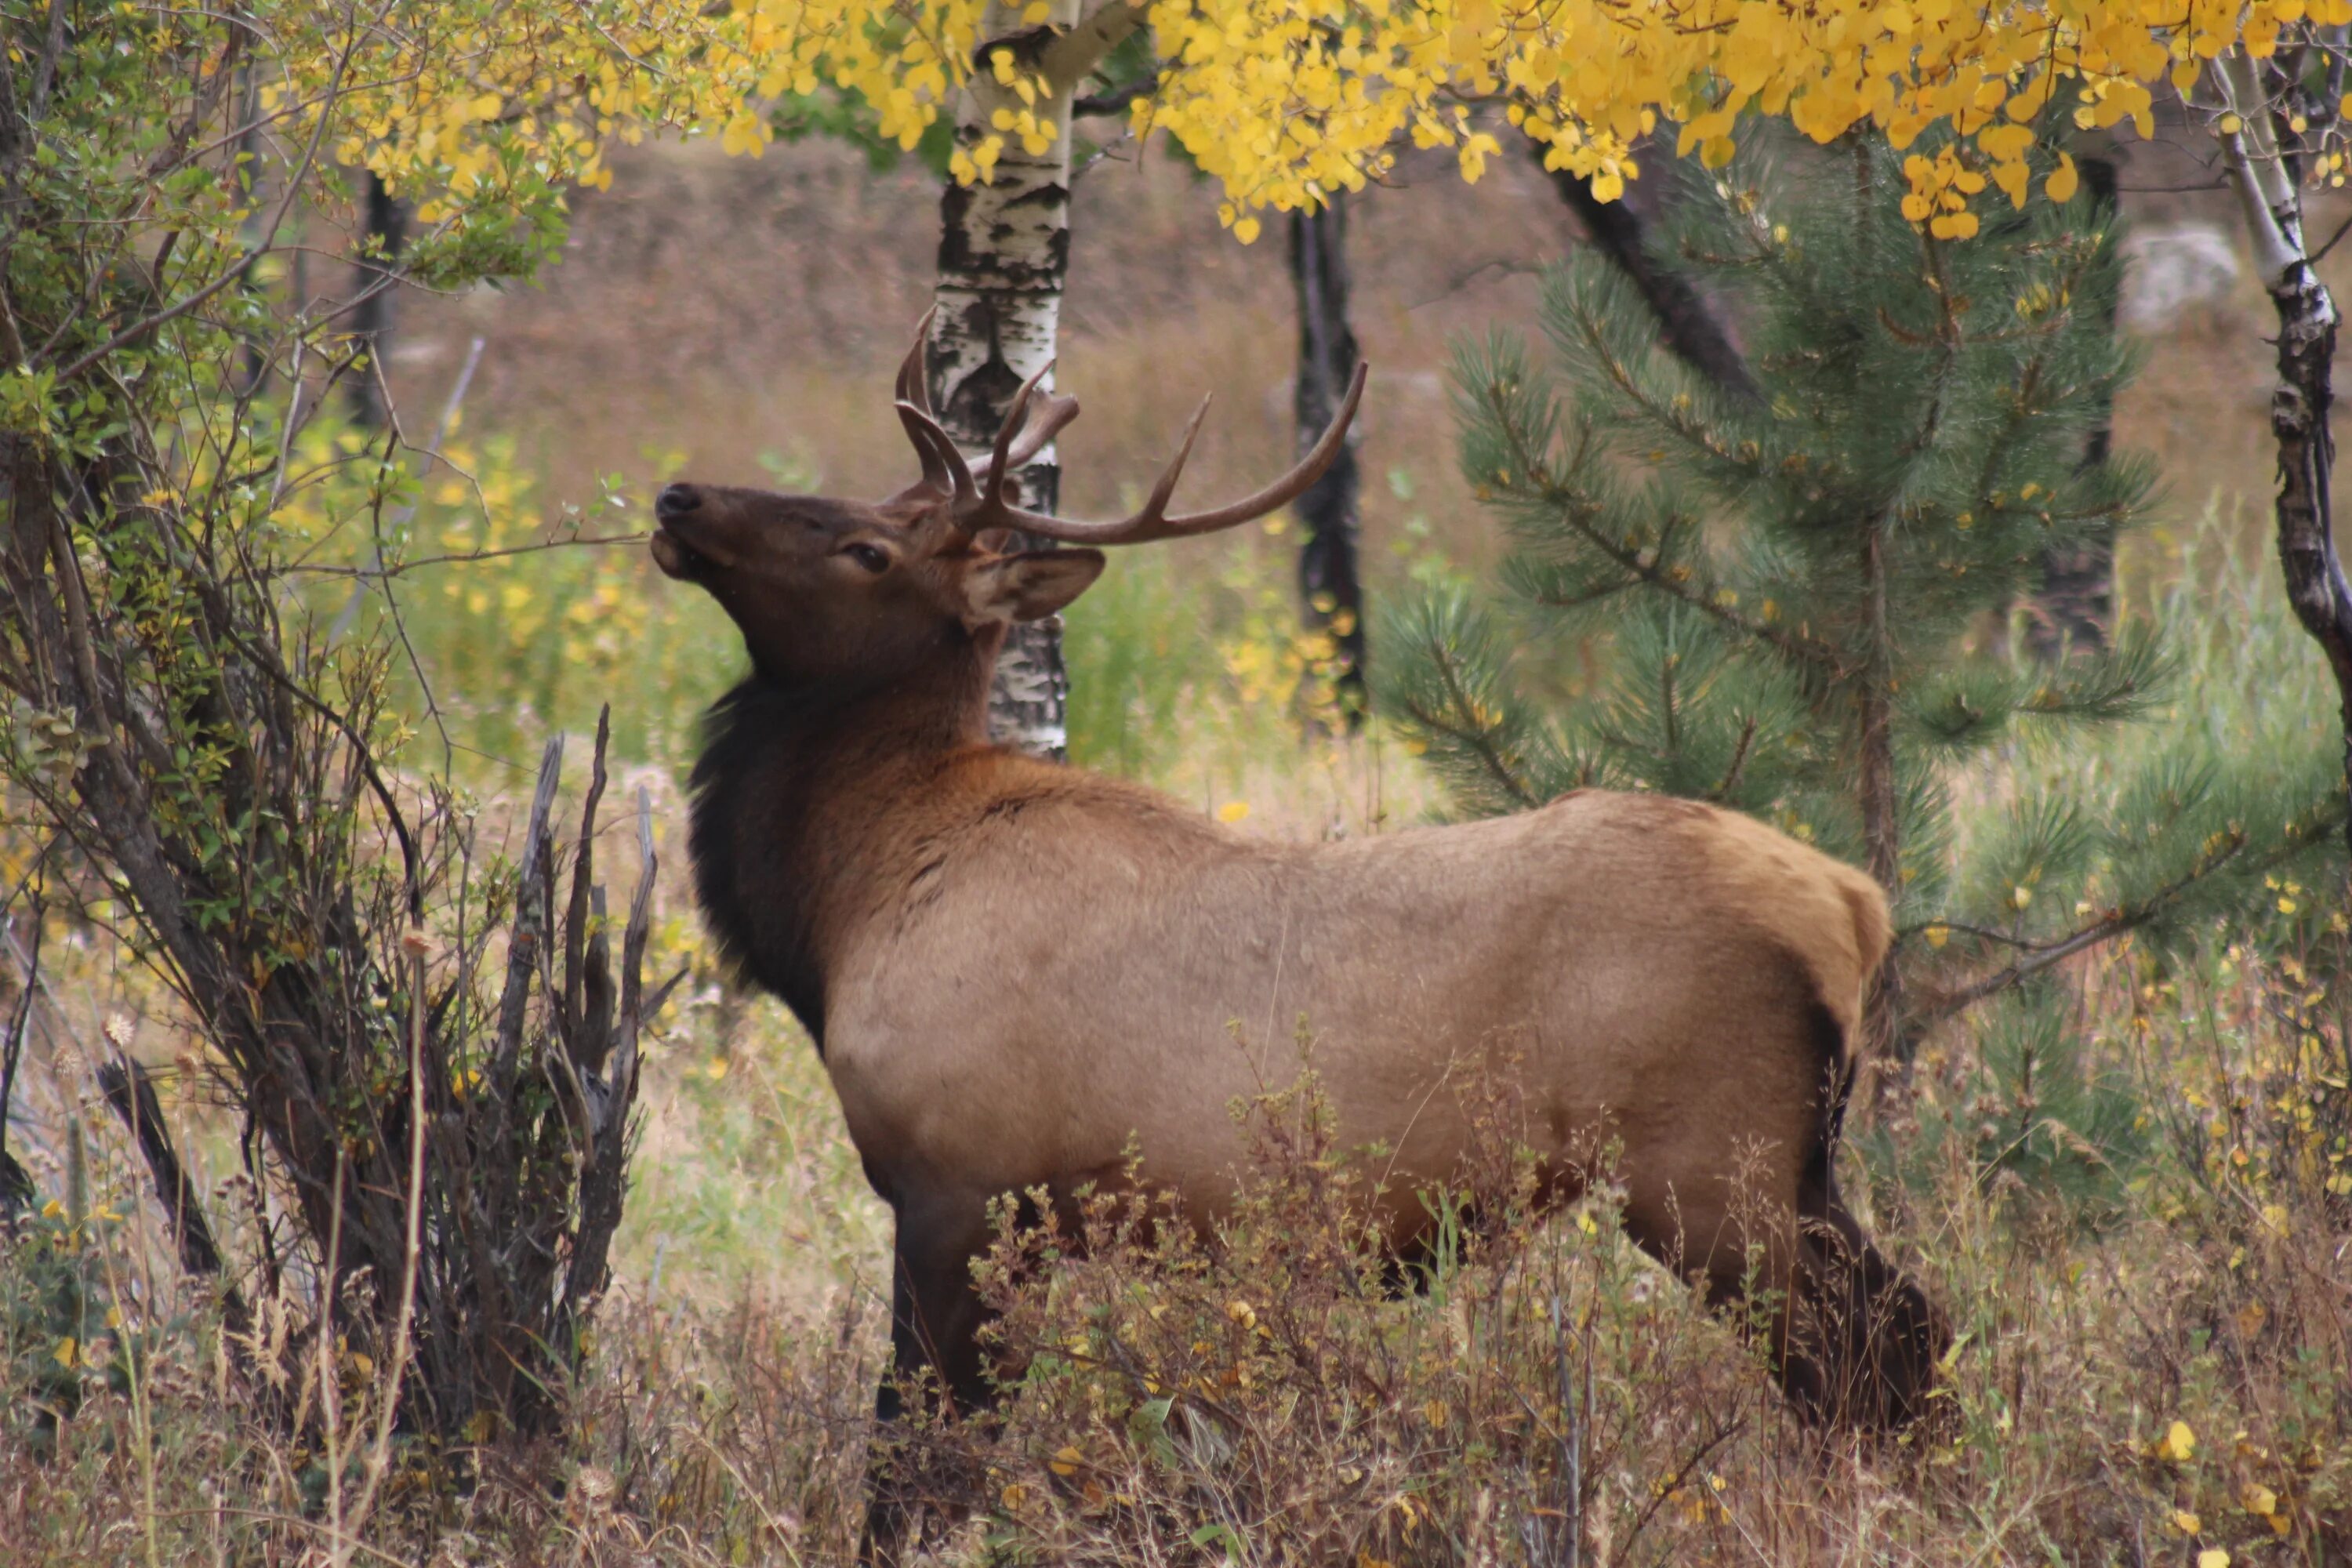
(862, 1199, 996, 1566)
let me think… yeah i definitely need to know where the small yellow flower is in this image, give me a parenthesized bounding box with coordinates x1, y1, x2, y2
(1216, 801, 1250, 825)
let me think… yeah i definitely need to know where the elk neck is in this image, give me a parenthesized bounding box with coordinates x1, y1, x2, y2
(686, 623, 1005, 1055)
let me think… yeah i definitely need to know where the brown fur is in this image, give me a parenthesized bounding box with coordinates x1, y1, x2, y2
(654, 471, 1947, 1559)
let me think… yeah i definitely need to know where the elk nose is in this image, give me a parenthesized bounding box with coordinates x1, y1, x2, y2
(655, 483, 702, 520)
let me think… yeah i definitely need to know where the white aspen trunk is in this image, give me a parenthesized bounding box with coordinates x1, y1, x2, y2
(2216, 50, 2352, 854)
(930, 2, 1142, 758)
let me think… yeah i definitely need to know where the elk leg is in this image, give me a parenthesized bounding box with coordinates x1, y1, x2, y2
(861, 1201, 996, 1566)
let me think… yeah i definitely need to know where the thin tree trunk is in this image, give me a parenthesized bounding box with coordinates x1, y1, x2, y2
(2027, 154, 2119, 659)
(1287, 194, 1367, 722)
(1858, 517, 1904, 1062)
(348, 171, 405, 429)
(2217, 52, 2352, 853)
(930, 2, 1142, 759)
(1530, 138, 1761, 405)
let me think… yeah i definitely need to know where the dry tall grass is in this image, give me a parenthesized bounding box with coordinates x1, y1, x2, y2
(5, 930, 2347, 1564)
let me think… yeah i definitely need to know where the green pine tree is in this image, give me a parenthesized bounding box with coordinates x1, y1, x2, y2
(1381, 136, 2346, 1210)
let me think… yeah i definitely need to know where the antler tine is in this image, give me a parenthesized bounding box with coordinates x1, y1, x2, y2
(961, 361, 1368, 547)
(977, 365, 1050, 512)
(973, 383, 1080, 484)
(895, 307, 938, 416)
(1131, 394, 1211, 524)
(895, 398, 978, 507)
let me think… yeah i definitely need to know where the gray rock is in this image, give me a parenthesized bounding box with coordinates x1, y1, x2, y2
(2119, 222, 2243, 333)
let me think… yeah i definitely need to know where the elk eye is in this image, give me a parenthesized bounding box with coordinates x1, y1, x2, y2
(845, 543, 889, 575)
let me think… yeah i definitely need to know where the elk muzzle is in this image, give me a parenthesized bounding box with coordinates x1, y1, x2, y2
(651, 482, 720, 581)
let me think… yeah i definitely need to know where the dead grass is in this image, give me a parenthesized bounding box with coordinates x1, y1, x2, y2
(5, 935, 2348, 1566)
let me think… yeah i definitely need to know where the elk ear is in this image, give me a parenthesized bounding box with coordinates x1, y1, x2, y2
(960, 548, 1105, 628)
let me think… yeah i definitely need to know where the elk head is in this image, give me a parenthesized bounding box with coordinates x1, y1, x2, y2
(650, 314, 1367, 697)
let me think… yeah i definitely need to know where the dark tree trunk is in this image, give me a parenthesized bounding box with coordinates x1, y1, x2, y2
(2267, 242, 2352, 851)
(1532, 140, 1761, 405)
(2027, 155, 2120, 659)
(1287, 194, 1367, 724)
(97, 1058, 241, 1309)
(348, 171, 406, 429)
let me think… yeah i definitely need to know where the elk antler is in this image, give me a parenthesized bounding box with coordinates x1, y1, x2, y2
(967, 358, 1365, 546)
(886, 316, 1367, 547)
(887, 310, 1080, 510)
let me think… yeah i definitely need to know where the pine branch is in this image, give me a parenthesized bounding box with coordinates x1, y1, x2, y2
(1552, 269, 1773, 485)
(1911, 798, 2347, 1025)
(1479, 376, 1840, 673)
(1402, 641, 1541, 812)
(1709, 714, 1759, 802)
(1530, 136, 1762, 405)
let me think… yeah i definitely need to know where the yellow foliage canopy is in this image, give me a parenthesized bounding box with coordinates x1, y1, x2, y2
(282, 0, 2312, 242)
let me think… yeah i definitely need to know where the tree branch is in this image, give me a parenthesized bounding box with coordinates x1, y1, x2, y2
(1530, 136, 1761, 405)
(1041, 2, 1147, 93)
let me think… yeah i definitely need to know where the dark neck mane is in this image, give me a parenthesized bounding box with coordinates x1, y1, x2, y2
(685, 643, 996, 1054)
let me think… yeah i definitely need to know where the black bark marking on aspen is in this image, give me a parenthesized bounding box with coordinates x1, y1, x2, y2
(1004, 180, 1068, 213)
(942, 356, 1025, 441)
(938, 180, 980, 275)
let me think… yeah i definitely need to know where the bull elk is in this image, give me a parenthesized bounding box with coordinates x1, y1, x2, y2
(652, 321, 1947, 1554)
